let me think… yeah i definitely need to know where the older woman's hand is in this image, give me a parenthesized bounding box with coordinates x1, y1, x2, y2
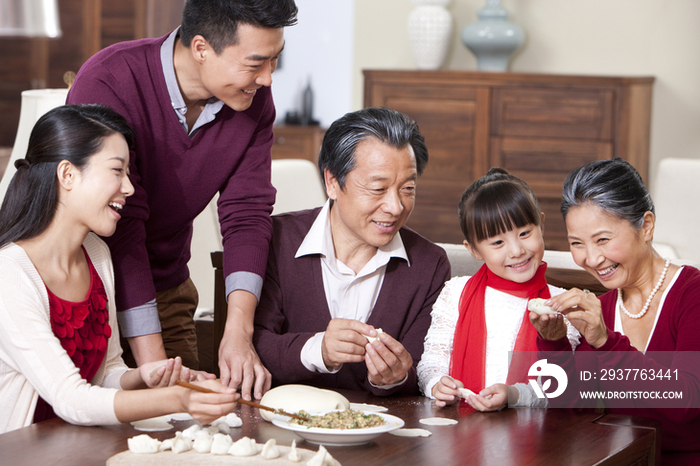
(529, 311, 567, 341)
(547, 288, 608, 348)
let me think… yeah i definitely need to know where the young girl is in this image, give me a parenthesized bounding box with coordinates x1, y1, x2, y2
(0, 104, 237, 433)
(417, 168, 579, 411)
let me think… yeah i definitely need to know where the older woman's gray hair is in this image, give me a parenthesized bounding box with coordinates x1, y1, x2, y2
(317, 107, 428, 190)
(561, 157, 654, 229)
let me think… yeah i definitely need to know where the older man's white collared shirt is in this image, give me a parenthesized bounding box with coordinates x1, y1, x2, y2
(296, 200, 409, 374)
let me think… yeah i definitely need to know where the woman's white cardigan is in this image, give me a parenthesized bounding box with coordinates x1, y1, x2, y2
(0, 233, 129, 433)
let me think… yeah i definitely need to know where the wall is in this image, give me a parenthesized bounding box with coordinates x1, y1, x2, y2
(272, 0, 354, 128)
(353, 0, 700, 186)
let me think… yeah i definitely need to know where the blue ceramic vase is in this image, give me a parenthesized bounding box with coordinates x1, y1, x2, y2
(461, 0, 525, 71)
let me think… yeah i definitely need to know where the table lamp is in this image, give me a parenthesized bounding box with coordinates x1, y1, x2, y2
(0, 88, 68, 201)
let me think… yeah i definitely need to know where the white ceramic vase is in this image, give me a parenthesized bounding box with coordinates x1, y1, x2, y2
(407, 0, 453, 70)
(461, 0, 525, 71)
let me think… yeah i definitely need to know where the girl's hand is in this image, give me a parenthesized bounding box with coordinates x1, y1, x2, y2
(179, 379, 239, 425)
(431, 376, 464, 408)
(547, 288, 608, 348)
(529, 311, 567, 341)
(463, 384, 508, 412)
(140, 357, 191, 388)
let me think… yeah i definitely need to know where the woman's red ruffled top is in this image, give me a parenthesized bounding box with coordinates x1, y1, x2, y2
(33, 248, 111, 423)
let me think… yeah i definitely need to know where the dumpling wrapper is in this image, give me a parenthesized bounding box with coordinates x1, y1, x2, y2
(171, 432, 192, 454)
(527, 298, 558, 316)
(365, 328, 384, 344)
(419, 417, 458, 426)
(228, 436, 258, 457)
(306, 445, 341, 466)
(192, 431, 213, 453)
(158, 438, 173, 452)
(261, 438, 280, 459)
(459, 388, 477, 398)
(389, 428, 432, 437)
(259, 385, 349, 422)
(127, 434, 161, 454)
(210, 433, 233, 455)
(130, 415, 173, 432)
(287, 439, 301, 462)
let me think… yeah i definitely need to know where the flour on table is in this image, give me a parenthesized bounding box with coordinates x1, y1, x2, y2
(419, 417, 458, 426)
(389, 428, 432, 437)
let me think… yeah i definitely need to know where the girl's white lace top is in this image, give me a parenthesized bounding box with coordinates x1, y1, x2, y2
(417, 275, 581, 405)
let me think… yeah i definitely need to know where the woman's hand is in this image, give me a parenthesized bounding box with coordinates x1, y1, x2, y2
(529, 311, 567, 341)
(431, 376, 464, 408)
(463, 384, 509, 412)
(178, 379, 239, 425)
(547, 288, 608, 348)
(139, 357, 187, 388)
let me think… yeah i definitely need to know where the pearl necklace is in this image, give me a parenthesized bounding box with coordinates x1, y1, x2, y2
(617, 258, 671, 319)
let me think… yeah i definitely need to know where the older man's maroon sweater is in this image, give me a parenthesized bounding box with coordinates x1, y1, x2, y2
(253, 208, 451, 396)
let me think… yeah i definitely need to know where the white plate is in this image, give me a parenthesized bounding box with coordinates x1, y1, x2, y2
(271, 410, 404, 446)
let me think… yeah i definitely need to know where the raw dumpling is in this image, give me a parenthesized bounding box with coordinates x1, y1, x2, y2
(287, 439, 301, 462)
(527, 298, 558, 316)
(180, 423, 202, 441)
(210, 433, 233, 455)
(158, 438, 173, 452)
(192, 431, 213, 453)
(127, 434, 161, 454)
(261, 438, 280, 459)
(307, 445, 340, 466)
(259, 385, 349, 422)
(171, 432, 192, 454)
(365, 328, 384, 344)
(212, 412, 242, 428)
(228, 436, 258, 457)
(459, 388, 477, 398)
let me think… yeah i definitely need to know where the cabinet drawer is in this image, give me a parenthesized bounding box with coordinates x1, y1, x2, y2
(271, 126, 324, 163)
(492, 87, 614, 140)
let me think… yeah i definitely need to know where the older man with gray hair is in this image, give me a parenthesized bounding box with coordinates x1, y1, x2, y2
(253, 107, 450, 395)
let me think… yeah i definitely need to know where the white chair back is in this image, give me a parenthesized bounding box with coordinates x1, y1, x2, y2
(653, 157, 700, 265)
(270, 158, 327, 214)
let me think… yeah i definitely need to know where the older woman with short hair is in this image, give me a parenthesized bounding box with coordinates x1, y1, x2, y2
(533, 158, 700, 461)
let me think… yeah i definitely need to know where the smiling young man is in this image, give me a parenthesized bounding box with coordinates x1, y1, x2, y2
(66, 0, 298, 400)
(253, 108, 451, 396)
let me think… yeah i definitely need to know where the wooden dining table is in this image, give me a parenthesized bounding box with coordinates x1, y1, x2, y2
(0, 390, 659, 466)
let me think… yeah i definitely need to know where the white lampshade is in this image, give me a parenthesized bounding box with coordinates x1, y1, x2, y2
(0, 0, 62, 37)
(0, 88, 67, 201)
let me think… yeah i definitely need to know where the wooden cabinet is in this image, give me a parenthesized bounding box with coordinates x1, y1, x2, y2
(0, 0, 185, 148)
(271, 125, 325, 164)
(363, 70, 654, 250)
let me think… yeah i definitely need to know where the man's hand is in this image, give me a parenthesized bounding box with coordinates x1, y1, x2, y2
(364, 332, 413, 387)
(218, 290, 271, 400)
(321, 319, 376, 371)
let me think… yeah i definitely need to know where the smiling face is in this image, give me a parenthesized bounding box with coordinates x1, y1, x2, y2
(194, 23, 284, 111)
(565, 202, 654, 289)
(466, 220, 546, 283)
(69, 133, 134, 237)
(326, 137, 418, 259)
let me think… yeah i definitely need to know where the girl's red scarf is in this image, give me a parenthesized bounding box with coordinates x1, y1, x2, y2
(449, 263, 550, 393)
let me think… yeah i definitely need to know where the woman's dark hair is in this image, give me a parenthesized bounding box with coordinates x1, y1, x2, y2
(561, 158, 653, 229)
(458, 167, 543, 246)
(318, 107, 429, 190)
(0, 104, 134, 248)
(180, 0, 298, 54)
